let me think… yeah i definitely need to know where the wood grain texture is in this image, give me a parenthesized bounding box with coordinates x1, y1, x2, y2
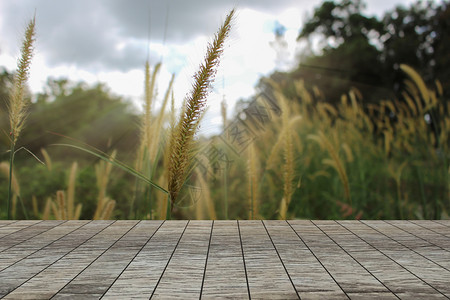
(0, 220, 448, 299)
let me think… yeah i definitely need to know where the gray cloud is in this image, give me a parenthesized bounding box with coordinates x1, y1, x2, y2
(0, 0, 412, 73)
(0, 0, 308, 72)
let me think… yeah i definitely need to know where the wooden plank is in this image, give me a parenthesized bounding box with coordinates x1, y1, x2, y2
(0, 221, 41, 239)
(5, 221, 162, 300)
(434, 220, 450, 227)
(201, 220, 249, 299)
(0, 220, 449, 298)
(365, 221, 450, 268)
(332, 220, 445, 299)
(0, 221, 87, 271)
(151, 220, 212, 299)
(410, 220, 450, 238)
(354, 221, 450, 298)
(102, 220, 188, 299)
(239, 220, 298, 299)
(0, 221, 114, 299)
(0, 221, 16, 228)
(264, 220, 348, 299)
(0, 220, 58, 251)
(386, 220, 450, 253)
(290, 220, 392, 297)
(46, 220, 140, 299)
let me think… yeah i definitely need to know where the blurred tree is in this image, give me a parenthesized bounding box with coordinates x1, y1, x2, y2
(290, 0, 450, 103)
(1, 77, 140, 164)
(381, 1, 450, 94)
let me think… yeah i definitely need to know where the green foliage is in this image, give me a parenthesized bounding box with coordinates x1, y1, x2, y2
(1, 78, 140, 161)
(1, 4, 449, 221)
(295, 0, 450, 103)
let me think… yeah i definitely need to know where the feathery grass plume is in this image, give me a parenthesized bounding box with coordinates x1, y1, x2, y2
(0, 162, 20, 196)
(341, 143, 354, 163)
(400, 64, 430, 108)
(133, 61, 170, 219)
(167, 9, 234, 214)
(156, 175, 169, 219)
(98, 198, 116, 220)
(32, 196, 39, 217)
(42, 198, 51, 220)
(57, 191, 67, 220)
(195, 169, 217, 220)
(278, 92, 295, 220)
(40, 148, 53, 172)
(388, 160, 408, 219)
(308, 131, 351, 206)
(220, 99, 229, 219)
(67, 162, 77, 220)
(6, 17, 35, 219)
(135, 62, 161, 173)
(8, 17, 35, 143)
(247, 143, 259, 220)
(94, 151, 116, 219)
(143, 62, 161, 157)
(1, 161, 20, 219)
(51, 189, 82, 220)
(149, 73, 175, 163)
(45, 162, 82, 220)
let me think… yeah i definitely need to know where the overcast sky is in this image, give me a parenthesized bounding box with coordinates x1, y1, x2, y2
(0, 0, 417, 135)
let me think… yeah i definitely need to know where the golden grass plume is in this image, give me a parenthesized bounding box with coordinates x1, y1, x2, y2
(8, 17, 36, 143)
(167, 9, 234, 209)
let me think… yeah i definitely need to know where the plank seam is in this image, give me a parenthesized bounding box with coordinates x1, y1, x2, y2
(199, 220, 214, 299)
(409, 220, 450, 239)
(2, 220, 99, 297)
(0, 220, 44, 241)
(45, 221, 125, 298)
(0, 220, 54, 253)
(149, 220, 190, 299)
(261, 220, 300, 299)
(432, 220, 450, 227)
(237, 220, 251, 300)
(365, 221, 450, 272)
(312, 221, 399, 298)
(0, 220, 18, 228)
(51, 221, 148, 298)
(287, 220, 350, 299)
(339, 221, 449, 298)
(0, 220, 82, 273)
(385, 220, 450, 253)
(101, 220, 166, 298)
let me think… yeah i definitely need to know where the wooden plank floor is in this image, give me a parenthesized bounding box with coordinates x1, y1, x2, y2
(0, 220, 449, 299)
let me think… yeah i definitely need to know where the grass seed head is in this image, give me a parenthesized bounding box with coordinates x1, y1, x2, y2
(8, 17, 36, 143)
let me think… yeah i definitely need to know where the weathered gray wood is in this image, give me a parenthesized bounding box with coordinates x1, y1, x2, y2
(332, 220, 445, 299)
(0, 221, 41, 239)
(386, 220, 450, 256)
(239, 220, 298, 299)
(289, 220, 393, 296)
(0, 221, 88, 273)
(264, 220, 348, 299)
(343, 220, 450, 298)
(201, 220, 249, 299)
(0, 220, 449, 299)
(411, 220, 450, 237)
(103, 220, 187, 299)
(51, 220, 141, 299)
(0, 220, 59, 251)
(152, 220, 212, 299)
(0, 221, 17, 228)
(0, 221, 113, 299)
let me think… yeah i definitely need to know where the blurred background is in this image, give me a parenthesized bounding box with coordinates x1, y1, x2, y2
(0, 0, 448, 220)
